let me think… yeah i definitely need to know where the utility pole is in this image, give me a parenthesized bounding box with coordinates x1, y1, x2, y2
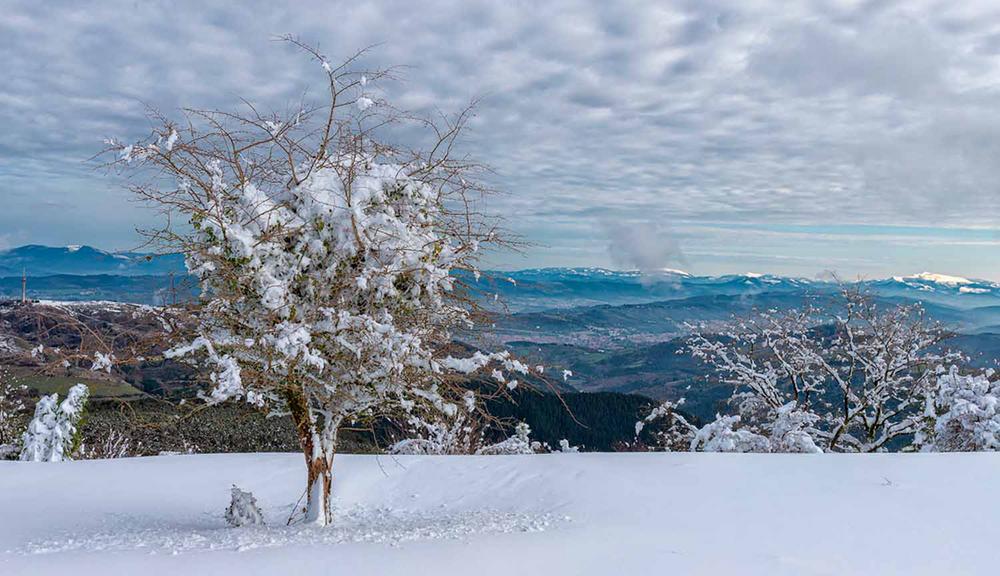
(169, 271, 176, 306)
(21, 268, 26, 304)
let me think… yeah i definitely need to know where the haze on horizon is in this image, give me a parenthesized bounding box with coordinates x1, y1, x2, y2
(1, 0, 998, 280)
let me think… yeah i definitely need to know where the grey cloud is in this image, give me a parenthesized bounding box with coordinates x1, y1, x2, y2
(0, 0, 997, 278)
(603, 220, 687, 273)
(748, 17, 949, 98)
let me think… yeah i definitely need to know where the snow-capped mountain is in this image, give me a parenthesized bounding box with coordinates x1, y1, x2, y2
(867, 272, 1000, 309)
(474, 268, 824, 312)
(479, 268, 998, 313)
(900, 272, 976, 286)
(0, 245, 186, 277)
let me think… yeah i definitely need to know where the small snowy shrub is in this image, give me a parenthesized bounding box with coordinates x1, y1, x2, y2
(225, 486, 265, 527)
(388, 438, 448, 455)
(634, 399, 697, 452)
(476, 422, 540, 455)
(20, 384, 89, 462)
(157, 437, 200, 456)
(389, 405, 487, 455)
(556, 439, 579, 453)
(917, 368, 1000, 451)
(77, 429, 140, 460)
(90, 351, 116, 373)
(690, 415, 771, 453)
(0, 444, 17, 460)
(638, 400, 822, 453)
(766, 402, 823, 453)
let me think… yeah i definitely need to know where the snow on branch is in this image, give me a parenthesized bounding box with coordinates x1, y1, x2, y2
(438, 350, 533, 390)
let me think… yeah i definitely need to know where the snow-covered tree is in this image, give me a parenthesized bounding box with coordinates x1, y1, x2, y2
(916, 368, 1000, 451)
(20, 384, 90, 462)
(19, 395, 59, 462)
(108, 41, 529, 525)
(0, 367, 28, 455)
(642, 290, 961, 452)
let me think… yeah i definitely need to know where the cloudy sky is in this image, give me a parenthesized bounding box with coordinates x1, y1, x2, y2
(2, 0, 999, 279)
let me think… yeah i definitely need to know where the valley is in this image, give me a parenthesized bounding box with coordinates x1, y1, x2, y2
(2, 246, 998, 427)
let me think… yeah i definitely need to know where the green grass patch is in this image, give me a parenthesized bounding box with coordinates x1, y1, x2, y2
(8, 367, 144, 399)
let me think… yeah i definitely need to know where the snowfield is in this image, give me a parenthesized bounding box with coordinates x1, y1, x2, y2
(2, 453, 999, 575)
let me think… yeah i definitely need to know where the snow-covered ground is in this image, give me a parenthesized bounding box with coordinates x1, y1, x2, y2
(2, 452, 998, 575)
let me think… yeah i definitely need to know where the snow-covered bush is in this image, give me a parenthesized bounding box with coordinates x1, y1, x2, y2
(77, 429, 140, 460)
(90, 351, 115, 373)
(389, 408, 484, 455)
(225, 486, 265, 527)
(392, 419, 541, 456)
(0, 367, 28, 456)
(917, 368, 1000, 451)
(556, 439, 579, 453)
(640, 399, 822, 453)
(641, 290, 964, 453)
(157, 437, 200, 456)
(634, 398, 699, 451)
(689, 415, 771, 453)
(110, 40, 530, 525)
(20, 384, 89, 462)
(389, 409, 577, 455)
(0, 444, 17, 460)
(389, 438, 449, 456)
(767, 402, 823, 453)
(476, 422, 541, 455)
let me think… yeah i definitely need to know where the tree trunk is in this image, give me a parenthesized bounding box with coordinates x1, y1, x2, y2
(284, 387, 340, 526)
(304, 446, 334, 526)
(303, 421, 340, 525)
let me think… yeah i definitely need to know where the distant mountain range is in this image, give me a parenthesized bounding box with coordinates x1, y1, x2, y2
(0, 274, 198, 306)
(0, 245, 186, 277)
(476, 267, 1000, 314)
(2, 245, 999, 332)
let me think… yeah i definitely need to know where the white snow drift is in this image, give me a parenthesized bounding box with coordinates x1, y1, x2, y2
(2, 452, 999, 575)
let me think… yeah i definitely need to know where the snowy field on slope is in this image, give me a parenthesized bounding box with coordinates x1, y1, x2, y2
(2, 453, 998, 575)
